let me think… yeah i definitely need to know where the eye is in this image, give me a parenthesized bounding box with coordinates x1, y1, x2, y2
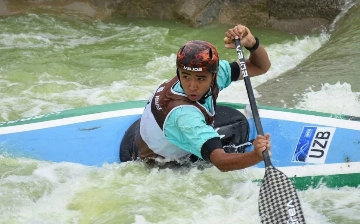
(197, 75, 209, 81)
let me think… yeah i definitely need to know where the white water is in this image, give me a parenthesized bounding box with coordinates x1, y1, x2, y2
(1, 1, 360, 223)
(1, 157, 360, 224)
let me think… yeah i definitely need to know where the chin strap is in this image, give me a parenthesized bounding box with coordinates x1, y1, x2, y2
(198, 88, 212, 104)
(199, 73, 217, 104)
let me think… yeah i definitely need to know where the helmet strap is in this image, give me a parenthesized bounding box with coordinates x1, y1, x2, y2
(198, 88, 211, 104)
(198, 73, 217, 104)
(176, 68, 183, 88)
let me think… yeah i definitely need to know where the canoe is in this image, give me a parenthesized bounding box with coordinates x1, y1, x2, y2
(0, 101, 359, 190)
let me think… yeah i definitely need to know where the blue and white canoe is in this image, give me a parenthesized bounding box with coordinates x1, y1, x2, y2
(0, 101, 359, 190)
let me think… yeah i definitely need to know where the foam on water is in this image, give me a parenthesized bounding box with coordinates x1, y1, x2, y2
(295, 82, 360, 116)
(218, 34, 330, 104)
(1, 157, 360, 223)
(0, 158, 93, 223)
(2, 12, 358, 120)
(0, 15, 176, 121)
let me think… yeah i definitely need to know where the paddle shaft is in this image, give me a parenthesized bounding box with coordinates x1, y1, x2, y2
(234, 39, 272, 167)
(234, 39, 306, 223)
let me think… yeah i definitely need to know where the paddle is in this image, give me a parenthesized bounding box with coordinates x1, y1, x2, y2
(233, 38, 306, 224)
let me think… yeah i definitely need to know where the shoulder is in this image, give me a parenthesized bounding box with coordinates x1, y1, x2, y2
(167, 105, 205, 127)
(217, 60, 232, 90)
(164, 105, 218, 140)
(219, 60, 230, 69)
(164, 105, 209, 133)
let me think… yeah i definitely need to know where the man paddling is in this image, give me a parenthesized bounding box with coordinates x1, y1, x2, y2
(121, 24, 271, 171)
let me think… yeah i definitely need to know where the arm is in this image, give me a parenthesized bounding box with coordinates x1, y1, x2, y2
(209, 134, 271, 172)
(165, 106, 271, 172)
(224, 24, 271, 79)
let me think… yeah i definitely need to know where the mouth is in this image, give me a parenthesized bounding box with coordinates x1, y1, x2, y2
(188, 94, 199, 101)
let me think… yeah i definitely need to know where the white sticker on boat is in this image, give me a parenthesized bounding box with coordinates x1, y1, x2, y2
(292, 126, 336, 164)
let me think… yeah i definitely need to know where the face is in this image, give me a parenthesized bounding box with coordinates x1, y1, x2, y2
(178, 68, 215, 101)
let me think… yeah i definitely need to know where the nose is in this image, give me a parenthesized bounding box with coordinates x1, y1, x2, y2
(188, 80, 198, 91)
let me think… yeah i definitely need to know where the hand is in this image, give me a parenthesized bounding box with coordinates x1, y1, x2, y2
(223, 24, 256, 49)
(253, 133, 271, 158)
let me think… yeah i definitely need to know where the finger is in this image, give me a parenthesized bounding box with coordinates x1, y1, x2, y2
(234, 25, 242, 37)
(235, 25, 248, 38)
(223, 37, 233, 44)
(227, 29, 237, 38)
(224, 31, 233, 39)
(224, 43, 235, 49)
(243, 27, 251, 37)
(256, 142, 267, 150)
(256, 135, 266, 140)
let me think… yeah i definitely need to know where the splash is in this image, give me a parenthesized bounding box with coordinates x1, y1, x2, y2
(295, 82, 360, 116)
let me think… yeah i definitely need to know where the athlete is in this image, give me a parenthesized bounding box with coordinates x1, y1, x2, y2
(120, 24, 271, 172)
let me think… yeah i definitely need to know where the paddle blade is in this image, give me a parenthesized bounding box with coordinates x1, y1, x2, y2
(258, 165, 306, 224)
